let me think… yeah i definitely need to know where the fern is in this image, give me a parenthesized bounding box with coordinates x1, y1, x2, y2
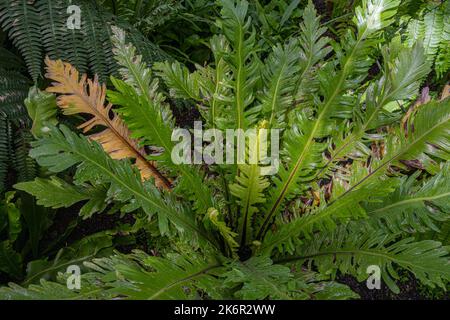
(364, 163, 450, 234)
(262, 98, 450, 255)
(109, 29, 215, 213)
(0, 0, 42, 81)
(3, 0, 450, 299)
(0, 0, 169, 83)
(0, 48, 32, 192)
(257, 0, 401, 239)
(317, 40, 431, 180)
(281, 226, 450, 294)
(44, 57, 171, 189)
(404, 1, 449, 78)
(26, 124, 217, 248)
(218, 0, 261, 129)
(229, 122, 270, 246)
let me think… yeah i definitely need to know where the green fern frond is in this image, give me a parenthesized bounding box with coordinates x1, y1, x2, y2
(282, 228, 450, 294)
(28, 125, 218, 249)
(262, 98, 450, 254)
(0, 115, 10, 193)
(223, 256, 292, 299)
(293, 0, 331, 105)
(85, 250, 223, 300)
(109, 31, 216, 214)
(318, 40, 431, 179)
(259, 40, 300, 129)
(405, 1, 449, 78)
(364, 164, 450, 234)
(256, 0, 401, 240)
(0, 240, 22, 279)
(229, 123, 270, 246)
(205, 208, 239, 256)
(422, 4, 444, 62)
(0, 0, 42, 81)
(13, 129, 36, 182)
(218, 0, 261, 129)
(434, 2, 450, 78)
(154, 61, 202, 102)
(0, 0, 168, 82)
(14, 176, 90, 209)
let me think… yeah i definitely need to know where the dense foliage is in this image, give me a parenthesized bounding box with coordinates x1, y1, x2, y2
(0, 0, 449, 300)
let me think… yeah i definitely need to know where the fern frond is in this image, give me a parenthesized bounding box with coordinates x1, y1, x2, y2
(422, 4, 444, 62)
(256, 0, 401, 239)
(0, 240, 22, 279)
(15, 175, 108, 219)
(434, 2, 450, 78)
(111, 26, 161, 100)
(44, 57, 171, 189)
(223, 256, 293, 299)
(14, 176, 90, 209)
(154, 61, 202, 102)
(219, 0, 261, 129)
(154, 34, 232, 129)
(0, 0, 168, 82)
(28, 125, 216, 248)
(405, 2, 449, 78)
(281, 228, 450, 294)
(13, 129, 36, 182)
(259, 40, 300, 129)
(0, 115, 10, 193)
(0, 0, 41, 81)
(222, 256, 356, 299)
(85, 250, 222, 300)
(206, 208, 239, 256)
(230, 123, 270, 246)
(80, 1, 110, 82)
(109, 31, 217, 213)
(293, 0, 331, 105)
(354, 0, 400, 36)
(262, 98, 450, 254)
(317, 41, 431, 179)
(363, 164, 450, 234)
(0, 50, 30, 125)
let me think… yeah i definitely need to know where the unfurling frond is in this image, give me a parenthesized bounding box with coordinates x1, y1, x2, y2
(206, 208, 239, 256)
(44, 57, 170, 190)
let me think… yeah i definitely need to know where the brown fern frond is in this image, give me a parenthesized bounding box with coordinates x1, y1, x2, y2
(44, 57, 171, 190)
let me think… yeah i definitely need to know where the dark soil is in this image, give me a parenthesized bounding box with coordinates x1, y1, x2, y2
(172, 101, 201, 128)
(337, 273, 449, 300)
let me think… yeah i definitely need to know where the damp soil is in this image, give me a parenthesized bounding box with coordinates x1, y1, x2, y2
(336, 273, 448, 300)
